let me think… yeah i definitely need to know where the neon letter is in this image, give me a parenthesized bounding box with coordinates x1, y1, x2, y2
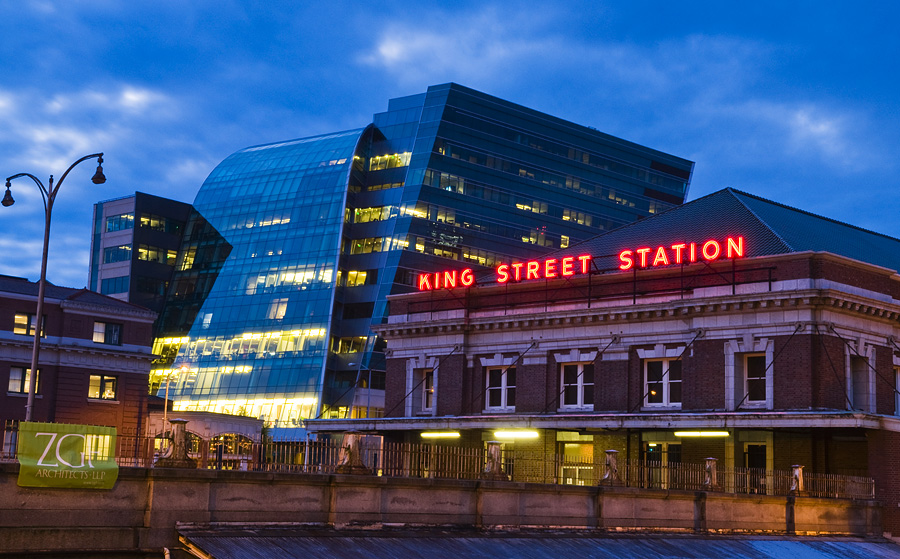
(652, 247, 670, 266)
(497, 264, 510, 283)
(726, 236, 744, 258)
(545, 258, 558, 279)
(636, 248, 651, 267)
(671, 243, 686, 264)
(526, 260, 540, 280)
(461, 268, 475, 286)
(702, 240, 721, 260)
(443, 270, 457, 289)
(511, 262, 525, 281)
(418, 274, 432, 291)
(618, 250, 634, 271)
(578, 254, 592, 274)
(562, 256, 576, 276)
(689, 243, 697, 263)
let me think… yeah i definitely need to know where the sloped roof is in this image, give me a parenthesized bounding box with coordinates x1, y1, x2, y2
(0, 275, 154, 315)
(565, 188, 900, 274)
(178, 528, 900, 559)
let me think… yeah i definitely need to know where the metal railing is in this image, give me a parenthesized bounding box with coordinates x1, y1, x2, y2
(0, 421, 874, 500)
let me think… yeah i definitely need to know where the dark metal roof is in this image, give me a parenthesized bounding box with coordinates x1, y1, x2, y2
(559, 188, 900, 274)
(0, 274, 154, 314)
(178, 528, 900, 559)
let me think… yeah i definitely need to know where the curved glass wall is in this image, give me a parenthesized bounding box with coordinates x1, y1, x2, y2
(159, 129, 366, 426)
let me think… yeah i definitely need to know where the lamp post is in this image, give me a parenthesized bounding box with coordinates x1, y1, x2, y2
(4, 153, 105, 422)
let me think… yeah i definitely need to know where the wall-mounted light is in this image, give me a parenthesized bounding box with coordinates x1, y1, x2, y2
(673, 431, 729, 437)
(420, 431, 460, 439)
(493, 430, 539, 440)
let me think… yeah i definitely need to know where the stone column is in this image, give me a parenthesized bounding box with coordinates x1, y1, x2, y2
(480, 441, 509, 481)
(600, 449, 622, 486)
(790, 465, 805, 495)
(703, 457, 720, 491)
(155, 418, 197, 469)
(334, 432, 372, 475)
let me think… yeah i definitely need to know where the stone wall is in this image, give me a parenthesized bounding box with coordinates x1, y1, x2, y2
(0, 463, 881, 556)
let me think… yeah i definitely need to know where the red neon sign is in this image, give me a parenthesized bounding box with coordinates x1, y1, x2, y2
(618, 236, 744, 271)
(497, 254, 591, 283)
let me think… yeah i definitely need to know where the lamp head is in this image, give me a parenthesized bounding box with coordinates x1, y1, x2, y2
(1, 183, 13, 207)
(91, 157, 106, 185)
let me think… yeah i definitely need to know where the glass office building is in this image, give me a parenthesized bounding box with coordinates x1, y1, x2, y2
(150, 83, 693, 426)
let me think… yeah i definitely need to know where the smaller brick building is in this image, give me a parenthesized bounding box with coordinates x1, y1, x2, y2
(307, 188, 900, 536)
(0, 275, 157, 431)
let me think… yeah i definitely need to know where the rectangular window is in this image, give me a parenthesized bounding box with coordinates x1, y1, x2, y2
(644, 359, 682, 407)
(8, 367, 39, 394)
(422, 369, 434, 412)
(13, 313, 45, 337)
(88, 374, 118, 400)
(93, 322, 123, 345)
(137, 244, 178, 266)
(486, 366, 516, 410)
(560, 363, 594, 409)
(104, 244, 132, 263)
(105, 213, 134, 232)
(100, 275, 129, 294)
(745, 355, 767, 404)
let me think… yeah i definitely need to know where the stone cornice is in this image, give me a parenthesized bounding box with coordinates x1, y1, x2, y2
(60, 298, 157, 322)
(376, 288, 900, 339)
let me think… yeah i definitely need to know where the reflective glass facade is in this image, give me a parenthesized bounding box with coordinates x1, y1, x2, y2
(153, 83, 693, 426)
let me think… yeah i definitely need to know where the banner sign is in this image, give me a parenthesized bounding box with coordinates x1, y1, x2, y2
(17, 422, 118, 489)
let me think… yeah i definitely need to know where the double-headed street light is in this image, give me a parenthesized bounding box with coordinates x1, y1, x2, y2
(4, 153, 106, 421)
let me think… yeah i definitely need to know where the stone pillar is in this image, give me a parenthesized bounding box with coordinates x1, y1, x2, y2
(334, 432, 372, 475)
(480, 441, 509, 481)
(790, 465, 805, 495)
(600, 449, 622, 486)
(703, 457, 719, 491)
(155, 418, 197, 469)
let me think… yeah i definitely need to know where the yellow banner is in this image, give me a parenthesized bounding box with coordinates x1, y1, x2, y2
(17, 422, 118, 489)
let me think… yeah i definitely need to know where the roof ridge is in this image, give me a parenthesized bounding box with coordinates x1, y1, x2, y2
(728, 187, 900, 244)
(723, 188, 795, 252)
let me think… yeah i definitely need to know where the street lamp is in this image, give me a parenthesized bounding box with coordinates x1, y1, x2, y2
(4, 153, 105, 421)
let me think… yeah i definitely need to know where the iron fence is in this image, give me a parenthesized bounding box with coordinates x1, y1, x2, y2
(0, 420, 875, 500)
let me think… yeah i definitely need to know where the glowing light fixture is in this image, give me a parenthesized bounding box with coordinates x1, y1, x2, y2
(673, 431, 730, 438)
(493, 430, 539, 440)
(420, 431, 460, 439)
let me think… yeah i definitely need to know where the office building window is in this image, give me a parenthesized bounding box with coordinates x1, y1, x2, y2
(13, 313, 44, 337)
(644, 359, 681, 408)
(100, 275, 130, 294)
(560, 363, 594, 410)
(486, 366, 515, 410)
(8, 367, 39, 394)
(104, 244, 132, 263)
(93, 322, 123, 345)
(137, 244, 178, 266)
(106, 213, 134, 232)
(88, 374, 118, 400)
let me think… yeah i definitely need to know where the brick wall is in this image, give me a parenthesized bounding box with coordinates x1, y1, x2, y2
(595, 358, 628, 411)
(773, 334, 814, 409)
(436, 353, 466, 417)
(683, 339, 725, 411)
(383, 357, 406, 418)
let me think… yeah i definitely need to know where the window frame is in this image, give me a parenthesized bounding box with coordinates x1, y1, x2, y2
(88, 374, 118, 401)
(421, 369, 435, 412)
(8, 366, 40, 395)
(643, 358, 682, 408)
(743, 353, 767, 407)
(559, 362, 594, 410)
(485, 366, 516, 411)
(13, 313, 45, 337)
(93, 321, 123, 345)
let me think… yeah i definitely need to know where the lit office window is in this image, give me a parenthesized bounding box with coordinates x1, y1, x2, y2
(88, 375, 118, 400)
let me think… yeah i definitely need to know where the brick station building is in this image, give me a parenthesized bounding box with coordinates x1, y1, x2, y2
(0, 275, 157, 433)
(307, 188, 900, 535)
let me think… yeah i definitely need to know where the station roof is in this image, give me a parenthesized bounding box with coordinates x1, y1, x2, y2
(178, 526, 900, 559)
(568, 188, 900, 274)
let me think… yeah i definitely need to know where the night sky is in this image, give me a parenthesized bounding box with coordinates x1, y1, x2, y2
(1, 1, 897, 287)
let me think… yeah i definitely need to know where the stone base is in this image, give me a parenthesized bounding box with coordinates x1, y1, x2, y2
(335, 464, 372, 475)
(155, 457, 198, 469)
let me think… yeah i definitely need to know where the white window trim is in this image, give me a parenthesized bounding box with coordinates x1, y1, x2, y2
(405, 354, 439, 417)
(484, 366, 516, 411)
(558, 363, 594, 411)
(642, 358, 682, 408)
(725, 338, 774, 411)
(555, 349, 597, 411)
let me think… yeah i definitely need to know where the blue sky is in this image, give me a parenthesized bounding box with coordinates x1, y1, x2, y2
(1, 1, 898, 288)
